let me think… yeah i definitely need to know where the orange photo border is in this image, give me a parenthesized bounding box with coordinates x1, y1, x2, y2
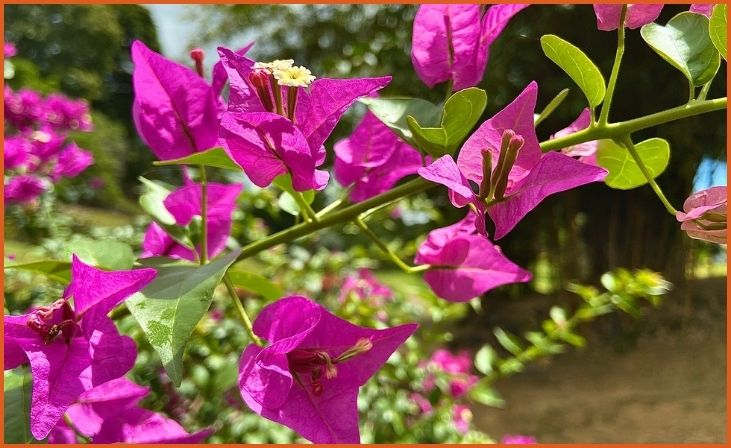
(0, 0, 728, 446)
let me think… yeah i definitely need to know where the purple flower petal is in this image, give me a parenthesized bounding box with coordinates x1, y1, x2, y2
(216, 46, 264, 113)
(239, 296, 417, 443)
(411, 5, 481, 89)
(457, 81, 542, 186)
(689, 4, 714, 17)
(212, 42, 255, 98)
(220, 111, 328, 191)
(553, 108, 598, 158)
(4, 175, 47, 204)
(131, 40, 219, 160)
(677, 186, 727, 244)
(415, 233, 531, 302)
(593, 4, 663, 31)
(348, 145, 423, 202)
(50, 143, 94, 182)
(418, 155, 475, 207)
(489, 151, 607, 239)
(294, 76, 391, 154)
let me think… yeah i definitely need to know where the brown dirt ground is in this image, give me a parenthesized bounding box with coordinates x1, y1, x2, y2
(469, 277, 727, 443)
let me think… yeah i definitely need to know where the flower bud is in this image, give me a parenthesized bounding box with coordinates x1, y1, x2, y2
(190, 48, 205, 77)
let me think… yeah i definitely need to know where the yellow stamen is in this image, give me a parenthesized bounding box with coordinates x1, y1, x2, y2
(274, 66, 316, 88)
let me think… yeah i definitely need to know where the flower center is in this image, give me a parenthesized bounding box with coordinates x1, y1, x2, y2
(287, 337, 373, 396)
(26, 298, 76, 344)
(478, 129, 525, 203)
(248, 60, 315, 121)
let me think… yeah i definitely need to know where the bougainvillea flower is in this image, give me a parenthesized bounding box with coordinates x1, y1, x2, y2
(335, 111, 423, 201)
(4, 175, 48, 204)
(338, 268, 394, 303)
(593, 4, 663, 31)
(417, 154, 488, 235)
(3, 256, 156, 440)
(4, 136, 32, 170)
(211, 42, 255, 98)
(43, 94, 93, 132)
(455, 82, 607, 239)
(217, 47, 391, 191)
(411, 4, 528, 90)
(5, 42, 17, 58)
(238, 296, 417, 443)
(423, 348, 478, 397)
(676, 186, 727, 244)
(4, 87, 44, 130)
(141, 182, 242, 261)
(49, 377, 212, 443)
(50, 143, 94, 181)
(131, 40, 219, 160)
(28, 127, 66, 165)
(410, 393, 433, 414)
(453, 404, 473, 434)
(689, 4, 714, 16)
(414, 214, 531, 301)
(552, 108, 600, 165)
(502, 434, 538, 444)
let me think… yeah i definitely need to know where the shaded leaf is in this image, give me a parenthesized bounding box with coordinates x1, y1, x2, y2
(274, 174, 315, 216)
(4, 370, 34, 443)
(474, 344, 497, 375)
(4, 260, 71, 283)
(360, 96, 442, 144)
(153, 147, 241, 171)
(62, 237, 135, 271)
(541, 34, 606, 107)
(710, 4, 727, 60)
(641, 12, 721, 86)
(493, 327, 523, 355)
(406, 87, 488, 156)
(127, 250, 241, 386)
(596, 138, 670, 190)
(469, 383, 505, 408)
(227, 269, 284, 301)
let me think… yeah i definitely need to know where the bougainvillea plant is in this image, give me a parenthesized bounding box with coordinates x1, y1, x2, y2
(4, 3, 726, 443)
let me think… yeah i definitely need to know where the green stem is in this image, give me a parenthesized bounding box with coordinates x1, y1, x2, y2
(598, 4, 626, 125)
(223, 273, 264, 346)
(316, 197, 344, 218)
(199, 165, 209, 264)
(236, 178, 433, 262)
(535, 87, 570, 126)
(228, 97, 726, 264)
(697, 79, 713, 101)
(541, 97, 727, 152)
(688, 82, 696, 104)
(618, 135, 678, 216)
(354, 217, 430, 274)
(293, 191, 318, 222)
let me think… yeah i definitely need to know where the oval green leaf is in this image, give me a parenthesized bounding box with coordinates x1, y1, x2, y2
(710, 4, 727, 60)
(541, 34, 606, 108)
(153, 147, 240, 171)
(126, 250, 241, 386)
(4, 259, 72, 283)
(407, 87, 487, 157)
(227, 268, 284, 301)
(4, 370, 34, 443)
(596, 138, 670, 190)
(360, 96, 442, 144)
(641, 12, 721, 86)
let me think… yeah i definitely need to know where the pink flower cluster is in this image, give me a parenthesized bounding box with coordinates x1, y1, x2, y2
(4, 68, 94, 205)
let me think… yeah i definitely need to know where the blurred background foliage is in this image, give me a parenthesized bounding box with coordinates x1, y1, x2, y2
(4, 3, 727, 443)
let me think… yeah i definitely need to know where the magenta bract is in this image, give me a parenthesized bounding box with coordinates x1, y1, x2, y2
(50, 143, 94, 182)
(4, 175, 48, 204)
(3, 256, 156, 440)
(676, 186, 727, 244)
(593, 4, 663, 31)
(141, 182, 242, 261)
(411, 4, 528, 90)
(414, 215, 531, 301)
(238, 296, 417, 443)
(335, 111, 423, 202)
(131, 40, 219, 160)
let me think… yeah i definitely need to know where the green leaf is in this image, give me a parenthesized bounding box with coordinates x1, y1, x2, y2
(227, 268, 284, 301)
(469, 383, 505, 408)
(540, 34, 606, 108)
(139, 176, 176, 226)
(549, 306, 568, 326)
(127, 250, 241, 386)
(359, 96, 442, 144)
(710, 4, 727, 60)
(4, 259, 71, 283)
(641, 12, 721, 86)
(535, 87, 570, 126)
(406, 88, 488, 156)
(596, 138, 670, 190)
(474, 344, 497, 375)
(62, 237, 136, 270)
(4, 370, 33, 443)
(273, 174, 315, 216)
(493, 327, 523, 356)
(153, 147, 240, 171)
